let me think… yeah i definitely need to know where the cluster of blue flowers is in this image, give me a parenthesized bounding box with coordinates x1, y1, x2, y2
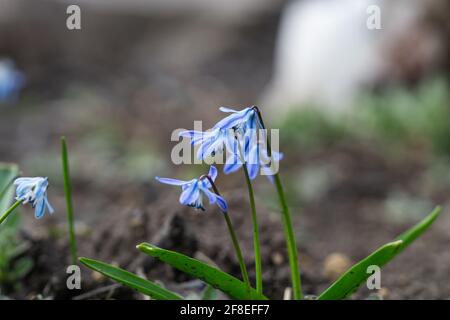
(157, 106, 282, 212)
(9, 107, 281, 220)
(14, 177, 54, 219)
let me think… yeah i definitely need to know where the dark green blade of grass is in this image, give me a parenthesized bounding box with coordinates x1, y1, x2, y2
(79, 257, 184, 300)
(61, 137, 78, 265)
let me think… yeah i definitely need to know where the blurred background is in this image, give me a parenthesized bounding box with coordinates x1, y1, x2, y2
(0, 0, 449, 299)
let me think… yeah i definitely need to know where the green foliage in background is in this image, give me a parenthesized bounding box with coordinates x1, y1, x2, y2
(357, 78, 450, 155)
(0, 164, 18, 214)
(280, 78, 450, 156)
(0, 213, 33, 285)
(0, 164, 33, 287)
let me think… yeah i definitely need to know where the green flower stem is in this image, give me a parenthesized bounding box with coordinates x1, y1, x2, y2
(252, 106, 302, 299)
(201, 175, 252, 294)
(223, 211, 252, 294)
(61, 137, 78, 265)
(273, 173, 302, 300)
(0, 200, 22, 226)
(242, 165, 263, 295)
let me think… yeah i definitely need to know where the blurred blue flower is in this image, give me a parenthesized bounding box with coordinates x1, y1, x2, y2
(14, 177, 54, 219)
(156, 166, 228, 212)
(0, 59, 25, 102)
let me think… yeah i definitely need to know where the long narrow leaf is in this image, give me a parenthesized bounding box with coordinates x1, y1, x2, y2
(79, 257, 183, 300)
(319, 241, 403, 300)
(395, 206, 441, 249)
(319, 206, 442, 300)
(61, 137, 78, 265)
(137, 243, 268, 300)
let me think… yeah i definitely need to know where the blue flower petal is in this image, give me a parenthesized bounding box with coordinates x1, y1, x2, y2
(155, 177, 189, 186)
(261, 165, 276, 183)
(202, 188, 217, 205)
(33, 178, 48, 199)
(215, 195, 228, 212)
(219, 106, 238, 113)
(272, 151, 284, 161)
(34, 198, 46, 219)
(213, 111, 247, 130)
(179, 182, 199, 205)
(247, 143, 259, 165)
(208, 166, 218, 181)
(247, 163, 259, 180)
(246, 143, 260, 179)
(224, 162, 242, 174)
(224, 152, 242, 174)
(45, 196, 55, 214)
(179, 130, 207, 145)
(204, 139, 223, 157)
(196, 138, 215, 160)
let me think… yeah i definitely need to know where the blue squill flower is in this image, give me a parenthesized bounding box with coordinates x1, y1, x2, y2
(217, 106, 283, 180)
(180, 107, 261, 162)
(180, 106, 282, 180)
(0, 59, 25, 102)
(156, 166, 228, 212)
(14, 177, 54, 219)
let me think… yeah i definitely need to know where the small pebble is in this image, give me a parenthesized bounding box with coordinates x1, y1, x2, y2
(91, 270, 104, 282)
(323, 252, 352, 280)
(378, 287, 390, 299)
(271, 252, 284, 266)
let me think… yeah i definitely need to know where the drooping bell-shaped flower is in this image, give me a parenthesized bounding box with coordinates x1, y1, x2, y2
(14, 177, 54, 219)
(180, 106, 282, 181)
(156, 166, 228, 212)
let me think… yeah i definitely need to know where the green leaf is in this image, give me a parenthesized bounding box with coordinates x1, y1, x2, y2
(318, 240, 403, 300)
(0, 164, 29, 284)
(61, 137, 78, 265)
(395, 206, 441, 249)
(79, 257, 184, 300)
(319, 206, 442, 300)
(10, 257, 33, 282)
(137, 243, 268, 300)
(0, 163, 19, 215)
